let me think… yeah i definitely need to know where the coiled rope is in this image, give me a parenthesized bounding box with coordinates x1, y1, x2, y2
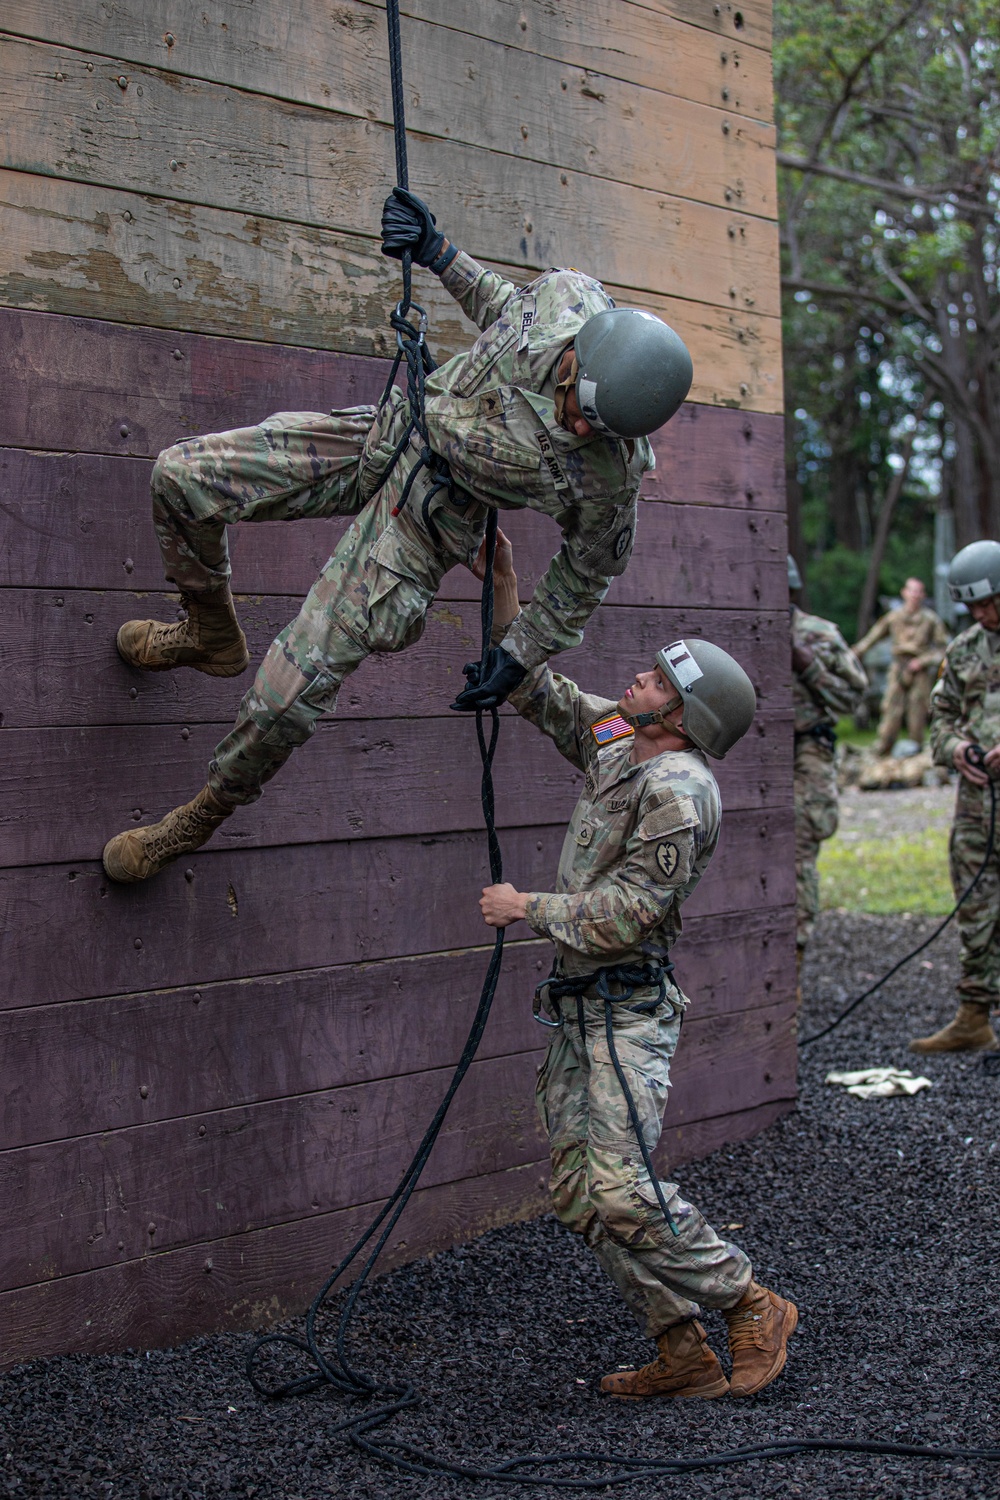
(243, 4, 1000, 1484)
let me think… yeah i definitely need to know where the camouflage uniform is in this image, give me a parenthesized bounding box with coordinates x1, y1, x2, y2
(855, 606, 949, 753)
(150, 250, 653, 803)
(510, 663, 753, 1336)
(929, 624, 1000, 1007)
(792, 607, 867, 952)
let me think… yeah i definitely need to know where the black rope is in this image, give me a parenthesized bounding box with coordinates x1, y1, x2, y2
(801, 761, 997, 1047)
(242, 4, 1000, 1485)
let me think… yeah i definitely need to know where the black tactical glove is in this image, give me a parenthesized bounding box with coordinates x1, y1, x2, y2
(450, 646, 528, 712)
(380, 187, 447, 267)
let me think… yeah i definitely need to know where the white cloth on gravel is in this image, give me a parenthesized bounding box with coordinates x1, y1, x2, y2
(824, 1067, 933, 1099)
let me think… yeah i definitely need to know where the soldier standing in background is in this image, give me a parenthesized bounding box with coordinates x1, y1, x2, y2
(478, 532, 798, 1401)
(912, 541, 1000, 1054)
(789, 557, 868, 964)
(100, 188, 693, 884)
(853, 578, 949, 756)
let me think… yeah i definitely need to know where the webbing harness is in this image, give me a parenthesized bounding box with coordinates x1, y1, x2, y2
(242, 4, 1000, 1486)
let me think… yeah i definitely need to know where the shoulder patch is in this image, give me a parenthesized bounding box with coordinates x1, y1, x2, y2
(654, 842, 680, 880)
(637, 793, 698, 840)
(591, 711, 634, 747)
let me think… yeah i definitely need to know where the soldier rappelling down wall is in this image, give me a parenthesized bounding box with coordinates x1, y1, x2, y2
(788, 556, 868, 964)
(912, 541, 1000, 1055)
(854, 578, 949, 756)
(101, 190, 693, 882)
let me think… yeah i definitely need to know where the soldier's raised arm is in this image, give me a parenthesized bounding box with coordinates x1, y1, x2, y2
(853, 611, 891, 658)
(381, 187, 518, 329)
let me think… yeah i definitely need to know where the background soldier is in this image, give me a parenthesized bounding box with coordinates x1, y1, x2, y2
(478, 534, 797, 1401)
(912, 541, 1000, 1054)
(101, 189, 693, 884)
(789, 556, 868, 963)
(854, 577, 949, 756)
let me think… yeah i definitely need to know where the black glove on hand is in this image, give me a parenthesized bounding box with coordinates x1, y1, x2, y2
(450, 646, 528, 712)
(380, 187, 446, 267)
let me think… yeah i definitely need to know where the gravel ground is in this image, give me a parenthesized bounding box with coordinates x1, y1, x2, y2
(3, 910, 999, 1499)
(836, 781, 955, 843)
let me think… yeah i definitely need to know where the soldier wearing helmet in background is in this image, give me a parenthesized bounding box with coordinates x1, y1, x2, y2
(788, 556, 868, 963)
(101, 188, 694, 883)
(912, 540, 1000, 1054)
(853, 577, 949, 756)
(478, 532, 798, 1402)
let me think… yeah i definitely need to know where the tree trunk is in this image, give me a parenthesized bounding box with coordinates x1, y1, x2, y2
(855, 428, 920, 640)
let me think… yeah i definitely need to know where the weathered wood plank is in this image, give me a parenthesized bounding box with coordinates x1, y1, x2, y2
(1, 31, 775, 228)
(0, 592, 793, 729)
(0, 303, 786, 462)
(2, 0, 775, 120)
(0, 447, 789, 604)
(1, 908, 795, 1151)
(0, 175, 781, 412)
(0, 996, 793, 1288)
(0, 816, 796, 1009)
(0, 712, 793, 868)
(0, 1159, 553, 1368)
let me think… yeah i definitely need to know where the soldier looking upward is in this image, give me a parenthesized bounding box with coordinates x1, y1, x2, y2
(789, 556, 867, 963)
(911, 541, 1000, 1054)
(853, 577, 949, 756)
(102, 189, 693, 883)
(477, 531, 798, 1401)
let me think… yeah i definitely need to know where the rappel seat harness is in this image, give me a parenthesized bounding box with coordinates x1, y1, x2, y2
(243, 3, 1000, 1484)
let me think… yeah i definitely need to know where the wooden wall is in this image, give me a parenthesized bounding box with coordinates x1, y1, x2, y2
(0, 0, 795, 1367)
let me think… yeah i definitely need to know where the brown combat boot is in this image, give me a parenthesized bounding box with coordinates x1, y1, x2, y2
(723, 1281, 798, 1397)
(909, 1001, 998, 1054)
(116, 589, 249, 676)
(600, 1319, 729, 1400)
(103, 786, 234, 883)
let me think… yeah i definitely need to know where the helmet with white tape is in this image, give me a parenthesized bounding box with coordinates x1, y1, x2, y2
(655, 639, 757, 760)
(947, 540, 1000, 604)
(573, 309, 693, 439)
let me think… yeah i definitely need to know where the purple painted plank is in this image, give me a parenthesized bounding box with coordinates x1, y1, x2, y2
(0, 447, 789, 606)
(0, 591, 792, 728)
(2, 908, 795, 1151)
(0, 999, 793, 1288)
(1, 814, 796, 1009)
(0, 308, 784, 508)
(0, 712, 793, 867)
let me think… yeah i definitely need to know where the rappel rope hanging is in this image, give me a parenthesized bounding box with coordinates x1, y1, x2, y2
(243, 4, 1000, 1484)
(801, 749, 998, 1048)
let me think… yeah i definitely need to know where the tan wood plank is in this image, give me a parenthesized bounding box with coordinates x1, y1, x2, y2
(0, 173, 782, 409)
(631, 0, 772, 49)
(2, 0, 775, 133)
(0, 36, 780, 313)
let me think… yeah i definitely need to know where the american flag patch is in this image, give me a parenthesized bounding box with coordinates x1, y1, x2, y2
(591, 712, 633, 747)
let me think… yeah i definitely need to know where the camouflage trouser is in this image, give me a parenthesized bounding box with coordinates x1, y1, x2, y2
(794, 734, 838, 951)
(951, 779, 1000, 1006)
(149, 408, 486, 803)
(874, 662, 934, 754)
(535, 984, 752, 1337)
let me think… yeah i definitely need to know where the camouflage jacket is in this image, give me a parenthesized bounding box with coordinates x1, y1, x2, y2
(855, 605, 948, 665)
(510, 664, 721, 976)
(361, 250, 654, 671)
(792, 606, 867, 735)
(929, 622, 1000, 771)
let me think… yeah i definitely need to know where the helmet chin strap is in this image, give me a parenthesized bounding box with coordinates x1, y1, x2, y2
(623, 692, 683, 730)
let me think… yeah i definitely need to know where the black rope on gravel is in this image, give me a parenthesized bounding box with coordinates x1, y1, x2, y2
(801, 764, 997, 1048)
(243, 4, 1000, 1486)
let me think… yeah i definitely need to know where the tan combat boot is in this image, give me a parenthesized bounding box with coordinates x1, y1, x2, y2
(723, 1281, 798, 1397)
(600, 1319, 729, 1400)
(909, 1001, 998, 1054)
(103, 787, 234, 883)
(116, 589, 249, 676)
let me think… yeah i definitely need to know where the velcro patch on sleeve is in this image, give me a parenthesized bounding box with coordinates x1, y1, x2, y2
(636, 792, 698, 840)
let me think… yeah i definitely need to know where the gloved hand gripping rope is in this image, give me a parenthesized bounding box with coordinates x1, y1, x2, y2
(243, 3, 1000, 1484)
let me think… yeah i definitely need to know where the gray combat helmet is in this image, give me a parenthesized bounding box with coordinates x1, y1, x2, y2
(787, 553, 802, 591)
(574, 308, 693, 439)
(947, 540, 1000, 603)
(655, 639, 757, 760)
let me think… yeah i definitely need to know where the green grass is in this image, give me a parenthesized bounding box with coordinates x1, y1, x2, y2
(818, 827, 953, 916)
(835, 715, 878, 749)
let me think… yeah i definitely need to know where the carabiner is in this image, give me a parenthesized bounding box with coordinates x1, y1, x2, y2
(532, 979, 563, 1029)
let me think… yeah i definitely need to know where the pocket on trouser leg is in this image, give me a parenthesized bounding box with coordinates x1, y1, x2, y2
(257, 668, 343, 751)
